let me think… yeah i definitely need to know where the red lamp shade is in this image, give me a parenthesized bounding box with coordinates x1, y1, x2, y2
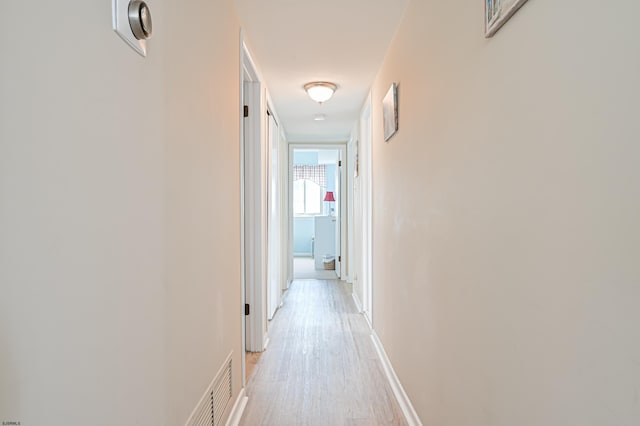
(323, 191, 335, 202)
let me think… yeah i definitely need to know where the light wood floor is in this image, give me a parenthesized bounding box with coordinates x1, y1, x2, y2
(240, 279, 407, 426)
(246, 351, 263, 382)
(293, 256, 339, 280)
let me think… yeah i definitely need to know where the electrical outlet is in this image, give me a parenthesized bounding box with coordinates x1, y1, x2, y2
(112, 0, 150, 57)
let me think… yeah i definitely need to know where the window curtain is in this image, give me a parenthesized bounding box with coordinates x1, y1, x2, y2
(293, 165, 326, 188)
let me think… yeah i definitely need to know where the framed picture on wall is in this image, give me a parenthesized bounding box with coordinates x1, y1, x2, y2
(383, 83, 398, 142)
(485, 0, 529, 37)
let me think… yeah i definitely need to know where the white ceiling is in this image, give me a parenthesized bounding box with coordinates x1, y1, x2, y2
(235, 0, 410, 142)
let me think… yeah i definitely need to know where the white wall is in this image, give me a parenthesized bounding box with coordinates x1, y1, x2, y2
(0, 0, 242, 424)
(370, 0, 640, 424)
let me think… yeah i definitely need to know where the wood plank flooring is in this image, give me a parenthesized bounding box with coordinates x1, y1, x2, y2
(293, 256, 339, 280)
(240, 279, 407, 426)
(246, 351, 263, 382)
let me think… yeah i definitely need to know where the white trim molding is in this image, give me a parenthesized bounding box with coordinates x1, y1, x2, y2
(288, 142, 349, 282)
(352, 291, 363, 314)
(371, 332, 423, 426)
(225, 387, 248, 426)
(363, 311, 373, 331)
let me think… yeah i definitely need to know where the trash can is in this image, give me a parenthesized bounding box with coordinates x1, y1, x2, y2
(322, 255, 335, 270)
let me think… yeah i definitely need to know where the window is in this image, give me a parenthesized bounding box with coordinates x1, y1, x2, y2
(293, 179, 321, 215)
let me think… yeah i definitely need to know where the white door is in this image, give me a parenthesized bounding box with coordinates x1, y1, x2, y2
(243, 80, 265, 352)
(267, 111, 281, 320)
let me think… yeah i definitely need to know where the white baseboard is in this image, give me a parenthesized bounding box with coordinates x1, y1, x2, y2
(371, 331, 422, 426)
(352, 291, 363, 314)
(263, 336, 270, 351)
(225, 388, 248, 426)
(363, 311, 372, 330)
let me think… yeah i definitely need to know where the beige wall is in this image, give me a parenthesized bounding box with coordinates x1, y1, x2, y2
(370, 0, 640, 424)
(0, 0, 241, 424)
(164, 0, 242, 423)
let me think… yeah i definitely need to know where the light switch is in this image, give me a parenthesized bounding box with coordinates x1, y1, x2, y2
(112, 0, 153, 57)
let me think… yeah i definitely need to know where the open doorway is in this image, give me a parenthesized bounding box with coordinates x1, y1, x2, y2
(289, 145, 346, 281)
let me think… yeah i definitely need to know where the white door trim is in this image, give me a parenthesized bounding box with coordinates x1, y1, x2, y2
(239, 31, 247, 390)
(360, 96, 373, 325)
(240, 34, 267, 372)
(346, 136, 357, 283)
(266, 108, 282, 320)
(288, 143, 348, 280)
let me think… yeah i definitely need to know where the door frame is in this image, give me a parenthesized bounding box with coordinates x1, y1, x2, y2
(240, 34, 267, 389)
(359, 98, 373, 326)
(287, 143, 348, 282)
(266, 107, 283, 321)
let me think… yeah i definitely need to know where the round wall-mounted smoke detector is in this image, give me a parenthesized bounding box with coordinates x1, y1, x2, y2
(112, 0, 152, 56)
(128, 0, 153, 40)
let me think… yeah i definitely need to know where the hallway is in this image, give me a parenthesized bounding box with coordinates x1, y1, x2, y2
(3, 0, 640, 424)
(240, 279, 406, 425)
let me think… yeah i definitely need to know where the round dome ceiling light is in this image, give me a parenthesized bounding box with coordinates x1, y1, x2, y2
(304, 82, 337, 104)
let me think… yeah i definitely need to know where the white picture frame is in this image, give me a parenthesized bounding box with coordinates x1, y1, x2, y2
(383, 83, 398, 142)
(485, 0, 529, 38)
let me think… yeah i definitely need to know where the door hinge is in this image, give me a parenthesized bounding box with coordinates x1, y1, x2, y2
(243, 105, 249, 118)
(245, 303, 250, 315)
(338, 255, 341, 262)
(338, 160, 342, 167)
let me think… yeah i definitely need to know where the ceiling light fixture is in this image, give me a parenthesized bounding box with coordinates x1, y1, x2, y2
(314, 114, 326, 121)
(304, 82, 337, 104)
